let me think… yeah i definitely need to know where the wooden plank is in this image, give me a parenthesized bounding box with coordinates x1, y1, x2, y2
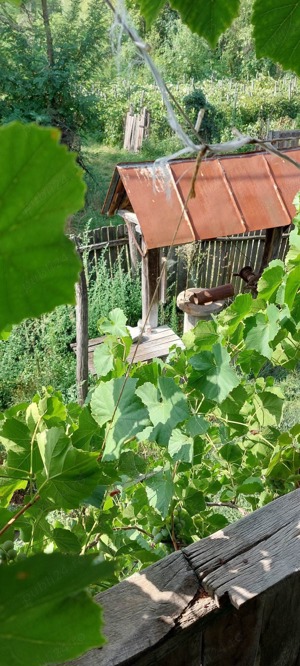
(66, 490, 300, 666)
(202, 514, 300, 608)
(67, 551, 201, 666)
(184, 488, 300, 600)
(74, 327, 184, 372)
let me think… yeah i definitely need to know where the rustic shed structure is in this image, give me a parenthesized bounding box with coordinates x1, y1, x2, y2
(103, 148, 300, 248)
(67, 489, 300, 666)
(74, 146, 300, 402)
(101, 147, 300, 328)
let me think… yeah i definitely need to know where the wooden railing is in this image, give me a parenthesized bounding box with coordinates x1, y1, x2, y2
(67, 489, 300, 666)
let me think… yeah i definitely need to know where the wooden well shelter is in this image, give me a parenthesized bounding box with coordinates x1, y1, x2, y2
(102, 146, 300, 322)
(75, 145, 300, 403)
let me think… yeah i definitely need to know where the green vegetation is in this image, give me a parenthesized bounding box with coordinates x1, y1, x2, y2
(0, 0, 300, 664)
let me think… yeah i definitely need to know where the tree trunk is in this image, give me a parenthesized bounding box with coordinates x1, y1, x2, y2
(41, 0, 54, 68)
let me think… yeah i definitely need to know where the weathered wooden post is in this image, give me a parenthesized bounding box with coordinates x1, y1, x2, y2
(141, 242, 160, 330)
(259, 227, 284, 274)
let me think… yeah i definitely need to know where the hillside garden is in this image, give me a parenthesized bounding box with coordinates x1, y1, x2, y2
(0, 0, 300, 664)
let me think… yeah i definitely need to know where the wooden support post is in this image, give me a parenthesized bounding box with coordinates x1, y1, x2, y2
(141, 242, 160, 330)
(259, 227, 284, 274)
(75, 267, 89, 405)
(127, 221, 140, 277)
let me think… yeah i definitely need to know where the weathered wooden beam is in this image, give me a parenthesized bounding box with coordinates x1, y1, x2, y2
(75, 267, 89, 405)
(259, 227, 284, 274)
(141, 243, 160, 329)
(66, 490, 300, 666)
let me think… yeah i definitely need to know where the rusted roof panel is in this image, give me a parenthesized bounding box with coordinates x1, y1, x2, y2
(104, 149, 300, 249)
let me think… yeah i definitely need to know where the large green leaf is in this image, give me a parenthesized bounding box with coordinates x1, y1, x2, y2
(0, 553, 112, 666)
(168, 429, 193, 463)
(244, 306, 280, 359)
(137, 0, 166, 25)
(97, 308, 129, 338)
(170, 0, 241, 47)
(217, 293, 253, 337)
(91, 378, 148, 460)
(37, 427, 101, 508)
(253, 389, 284, 427)
(0, 417, 43, 478)
(189, 343, 240, 404)
(285, 264, 300, 309)
(52, 527, 81, 553)
(144, 470, 174, 518)
(72, 407, 99, 451)
(0, 122, 84, 330)
(253, 0, 300, 76)
(257, 260, 285, 302)
(136, 377, 190, 445)
(138, 0, 241, 49)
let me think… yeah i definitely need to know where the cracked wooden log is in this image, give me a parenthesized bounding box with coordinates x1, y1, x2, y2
(67, 489, 300, 666)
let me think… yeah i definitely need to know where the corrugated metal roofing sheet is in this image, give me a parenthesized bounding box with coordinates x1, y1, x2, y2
(103, 149, 300, 249)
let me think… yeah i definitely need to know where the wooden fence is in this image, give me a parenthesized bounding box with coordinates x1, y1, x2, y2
(123, 106, 150, 152)
(67, 489, 300, 666)
(81, 224, 290, 298)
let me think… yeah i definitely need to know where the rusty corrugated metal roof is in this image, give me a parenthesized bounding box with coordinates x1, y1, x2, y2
(102, 149, 300, 249)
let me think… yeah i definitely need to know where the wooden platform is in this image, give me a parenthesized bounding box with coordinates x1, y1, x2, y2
(72, 326, 184, 374)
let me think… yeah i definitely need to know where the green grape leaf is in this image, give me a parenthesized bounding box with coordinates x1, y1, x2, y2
(236, 476, 264, 495)
(93, 343, 115, 378)
(244, 307, 280, 359)
(217, 293, 253, 336)
(189, 343, 240, 404)
(98, 308, 129, 338)
(0, 554, 113, 666)
(168, 429, 193, 463)
(257, 260, 285, 302)
(253, 0, 300, 76)
(254, 389, 284, 427)
(286, 228, 300, 267)
(144, 470, 174, 518)
(36, 428, 101, 508)
(136, 377, 190, 445)
(52, 527, 81, 553)
(136, 0, 166, 26)
(219, 443, 243, 463)
(91, 378, 148, 461)
(285, 264, 300, 309)
(0, 418, 43, 478)
(207, 513, 229, 529)
(186, 415, 209, 436)
(0, 123, 84, 330)
(170, 0, 241, 47)
(184, 488, 206, 515)
(0, 479, 28, 508)
(183, 319, 218, 351)
(72, 407, 99, 451)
